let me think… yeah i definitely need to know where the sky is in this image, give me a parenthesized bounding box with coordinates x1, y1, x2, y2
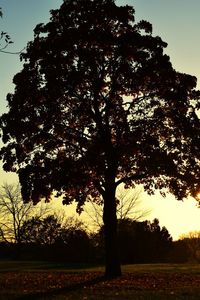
(0, 0, 200, 240)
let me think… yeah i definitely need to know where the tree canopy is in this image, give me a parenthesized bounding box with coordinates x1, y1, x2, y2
(1, 0, 200, 277)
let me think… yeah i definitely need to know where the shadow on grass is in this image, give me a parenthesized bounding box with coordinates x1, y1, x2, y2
(15, 275, 105, 300)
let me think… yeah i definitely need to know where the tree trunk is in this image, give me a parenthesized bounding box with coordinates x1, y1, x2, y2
(103, 185, 121, 278)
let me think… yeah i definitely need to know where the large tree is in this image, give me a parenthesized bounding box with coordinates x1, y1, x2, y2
(1, 0, 200, 277)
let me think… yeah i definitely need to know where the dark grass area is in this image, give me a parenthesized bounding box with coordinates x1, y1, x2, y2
(1, 261, 200, 273)
(1, 261, 200, 299)
(0, 260, 103, 272)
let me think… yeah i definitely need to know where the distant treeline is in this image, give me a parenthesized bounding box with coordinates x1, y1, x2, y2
(0, 215, 193, 264)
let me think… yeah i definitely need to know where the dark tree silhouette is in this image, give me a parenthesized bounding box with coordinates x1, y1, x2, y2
(19, 215, 94, 262)
(1, 0, 200, 277)
(20, 215, 61, 245)
(20, 215, 87, 246)
(92, 218, 172, 264)
(0, 183, 50, 244)
(180, 231, 200, 262)
(169, 240, 189, 263)
(117, 218, 172, 263)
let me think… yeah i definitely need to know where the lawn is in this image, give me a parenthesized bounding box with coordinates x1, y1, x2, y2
(0, 261, 200, 299)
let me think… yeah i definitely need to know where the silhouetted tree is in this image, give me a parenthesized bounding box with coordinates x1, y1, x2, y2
(1, 0, 200, 277)
(117, 218, 172, 263)
(142, 218, 172, 262)
(0, 183, 50, 244)
(20, 215, 61, 245)
(19, 215, 93, 262)
(169, 240, 189, 263)
(180, 231, 200, 262)
(58, 217, 94, 262)
(93, 218, 172, 263)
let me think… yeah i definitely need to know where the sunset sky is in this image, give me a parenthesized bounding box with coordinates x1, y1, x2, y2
(0, 0, 200, 240)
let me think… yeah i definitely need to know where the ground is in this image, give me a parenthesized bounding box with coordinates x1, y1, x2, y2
(0, 262, 200, 299)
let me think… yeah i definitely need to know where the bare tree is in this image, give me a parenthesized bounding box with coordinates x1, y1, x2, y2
(0, 183, 51, 244)
(85, 186, 150, 231)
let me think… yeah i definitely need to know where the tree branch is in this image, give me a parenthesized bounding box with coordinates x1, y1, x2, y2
(115, 173, 145, 187)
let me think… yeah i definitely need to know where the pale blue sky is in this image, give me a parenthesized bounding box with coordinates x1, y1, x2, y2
(0, 0, 200, 239)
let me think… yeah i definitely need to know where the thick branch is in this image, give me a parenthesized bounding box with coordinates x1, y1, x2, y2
(115, 173, 145, 187)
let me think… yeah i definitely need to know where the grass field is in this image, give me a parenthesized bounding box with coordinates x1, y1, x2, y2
(0, 261, 200, 299)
